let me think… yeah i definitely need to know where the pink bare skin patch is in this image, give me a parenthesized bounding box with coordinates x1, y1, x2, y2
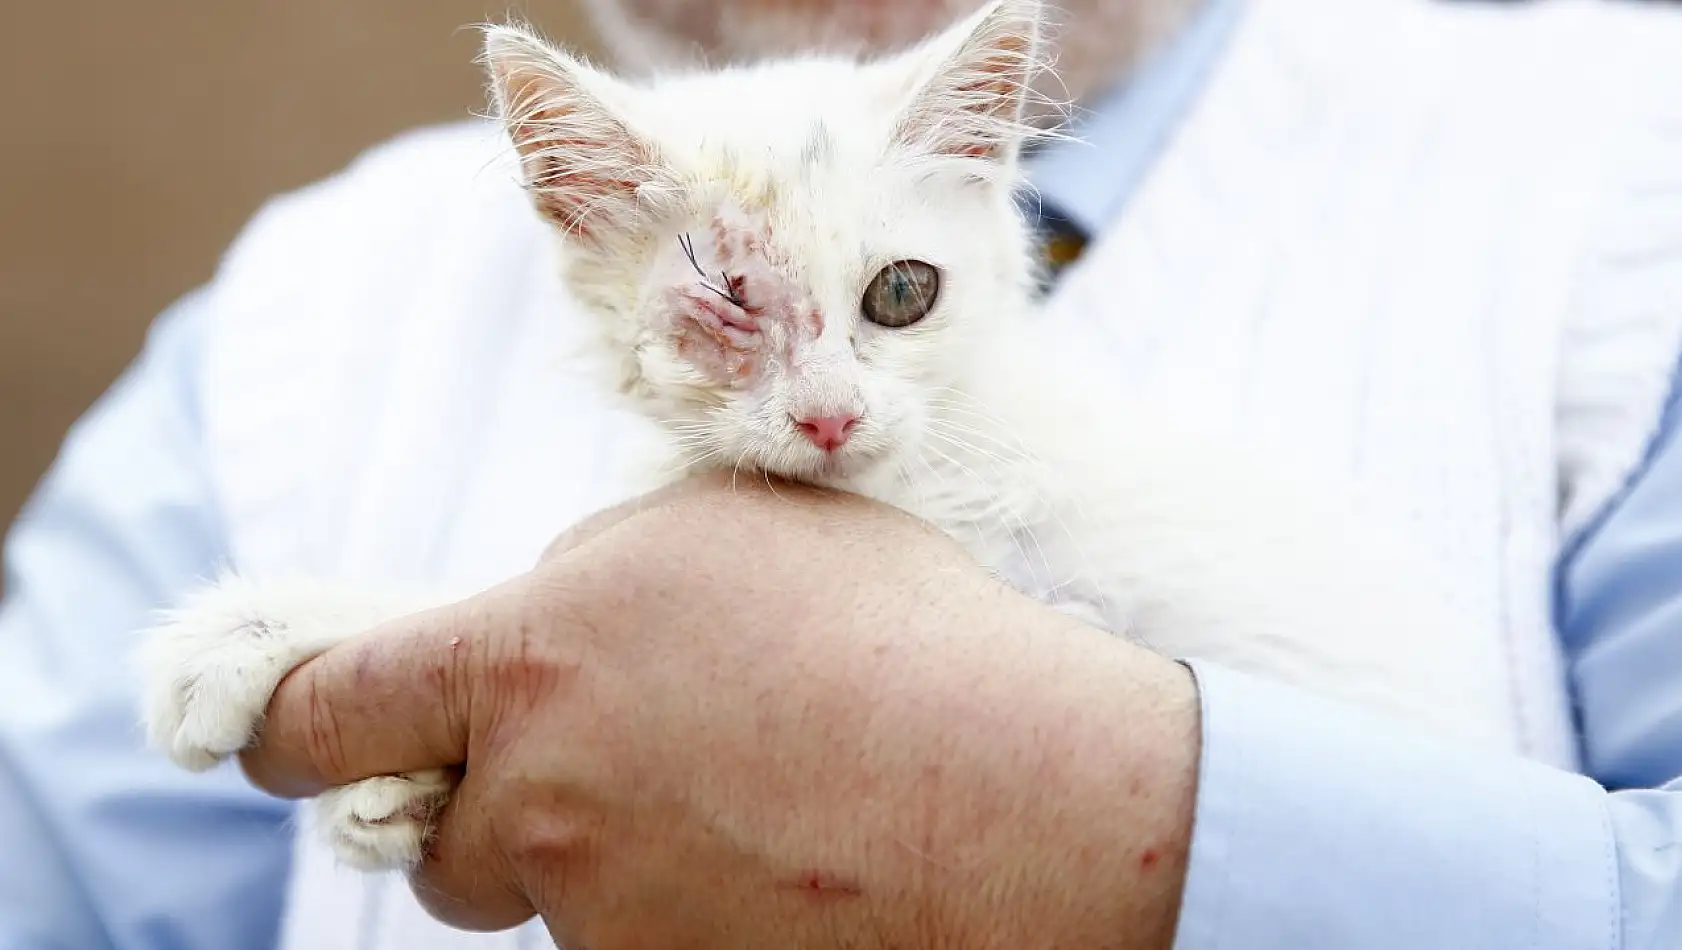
(669, 289, 765, 382)
(655, 202, 827, 389)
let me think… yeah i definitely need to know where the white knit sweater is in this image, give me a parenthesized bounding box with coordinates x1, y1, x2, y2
(186, 1, 1682, 946)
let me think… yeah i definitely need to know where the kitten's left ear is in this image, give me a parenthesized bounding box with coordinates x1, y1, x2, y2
(481, 24, 673, 247)
(887, 0, 1047, 165)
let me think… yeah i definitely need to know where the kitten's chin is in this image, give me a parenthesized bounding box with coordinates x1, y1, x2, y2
(772, 448, 891, 488)
(673, 445, 884, 487)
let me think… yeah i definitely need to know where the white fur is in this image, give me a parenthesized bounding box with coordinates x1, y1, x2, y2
(883, 322, 1504, 742)
(136, 575, 454, 870)
(138, 0, 1503, 875)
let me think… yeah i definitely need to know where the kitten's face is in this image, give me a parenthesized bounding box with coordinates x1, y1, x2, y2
(628, 185, 1008, 483)
(485, 0, 1044, 484)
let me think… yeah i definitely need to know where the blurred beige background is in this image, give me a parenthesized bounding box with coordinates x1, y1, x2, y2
(0, 1, 598, 531)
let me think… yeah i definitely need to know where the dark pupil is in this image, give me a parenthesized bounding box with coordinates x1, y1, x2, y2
(889, 273, 911, 304)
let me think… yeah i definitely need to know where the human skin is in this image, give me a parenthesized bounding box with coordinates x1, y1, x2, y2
(239, 473, 1203, 949)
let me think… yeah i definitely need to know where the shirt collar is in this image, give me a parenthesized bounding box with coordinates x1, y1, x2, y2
(1023, 0, 1247, 238)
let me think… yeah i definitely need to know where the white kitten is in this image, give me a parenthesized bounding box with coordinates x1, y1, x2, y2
(140, 0, 1503, 874)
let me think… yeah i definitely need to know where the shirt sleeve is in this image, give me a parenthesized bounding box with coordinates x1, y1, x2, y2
(1171, 660, 1627, 950)
(0, 292, 295, 950)
(1172, 364, 1682, 950)
(1556, 352, 1682, 946)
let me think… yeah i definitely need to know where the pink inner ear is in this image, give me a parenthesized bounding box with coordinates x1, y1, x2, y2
(522, 135, 643, 240)
(897, 9, 1036, 161)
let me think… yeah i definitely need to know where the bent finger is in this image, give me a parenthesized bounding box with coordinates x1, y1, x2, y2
(239, 576, 535, 797)
(410, 766, 537, 932)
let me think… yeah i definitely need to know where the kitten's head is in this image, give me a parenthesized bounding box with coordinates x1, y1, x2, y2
(483, 0, 1049, 484)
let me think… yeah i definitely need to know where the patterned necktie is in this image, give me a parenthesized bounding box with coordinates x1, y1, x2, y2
(1023, 198, 1090, 296)
(1040, 211, 1088, 282)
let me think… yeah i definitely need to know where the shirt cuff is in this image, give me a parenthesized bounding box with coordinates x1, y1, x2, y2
(1173, 660, 1620, 950)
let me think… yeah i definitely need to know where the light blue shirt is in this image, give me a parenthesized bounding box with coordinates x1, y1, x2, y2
(2, 2, 1679, 947)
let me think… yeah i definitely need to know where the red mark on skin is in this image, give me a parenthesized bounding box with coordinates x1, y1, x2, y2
(712, 212, 766, 263)
(779, 870, 864, 900)
(699, 292, 758, 333)
(449, 637, 462, 650)
(1139, 848, 1161, 870)
(351, 641, 376, 687)
(673, 297, 764, 382)
(663, 204, 826, 388)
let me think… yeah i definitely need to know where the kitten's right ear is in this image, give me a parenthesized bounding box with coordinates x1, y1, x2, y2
(481, 24, 670, 246)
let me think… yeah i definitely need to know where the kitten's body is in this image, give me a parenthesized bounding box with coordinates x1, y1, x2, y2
(140, 0, 1499, 874)
(819, 314, 1494, 735)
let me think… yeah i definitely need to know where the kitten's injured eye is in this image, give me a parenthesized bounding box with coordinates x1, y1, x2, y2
(679, 233, 749, 311)
(862, 261, 940, 328)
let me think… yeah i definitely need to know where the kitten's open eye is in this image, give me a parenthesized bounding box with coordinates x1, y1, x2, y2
(862, 260, 940, 328)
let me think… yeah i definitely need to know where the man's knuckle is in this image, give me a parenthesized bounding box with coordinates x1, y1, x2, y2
(502, 809, 593, 907)
(495, 613, 583, 703)
(303, 672, 350, 781)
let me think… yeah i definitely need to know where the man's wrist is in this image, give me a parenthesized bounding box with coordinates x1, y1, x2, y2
(942, 600, 1199, 950)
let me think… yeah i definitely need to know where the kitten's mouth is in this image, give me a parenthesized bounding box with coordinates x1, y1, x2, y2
(807, 447, 889, 484)
(768, 447, 882, 486)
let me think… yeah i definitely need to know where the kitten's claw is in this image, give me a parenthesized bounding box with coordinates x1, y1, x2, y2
(316, 769, 457, 871)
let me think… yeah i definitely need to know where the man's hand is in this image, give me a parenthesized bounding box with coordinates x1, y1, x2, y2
(238, 473, 1201, 949)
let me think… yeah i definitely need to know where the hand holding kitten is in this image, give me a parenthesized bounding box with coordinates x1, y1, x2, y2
(236, 473, 1200, 949)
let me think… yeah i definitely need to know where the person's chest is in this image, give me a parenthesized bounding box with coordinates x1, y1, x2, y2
(203, 4, 1682, 946)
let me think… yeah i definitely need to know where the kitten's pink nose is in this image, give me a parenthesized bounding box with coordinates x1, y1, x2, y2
(793, 413, 859, 452)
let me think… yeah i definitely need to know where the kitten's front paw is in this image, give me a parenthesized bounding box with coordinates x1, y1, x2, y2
(137, 576, 351, 772)
(316, 769, 457, 871)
